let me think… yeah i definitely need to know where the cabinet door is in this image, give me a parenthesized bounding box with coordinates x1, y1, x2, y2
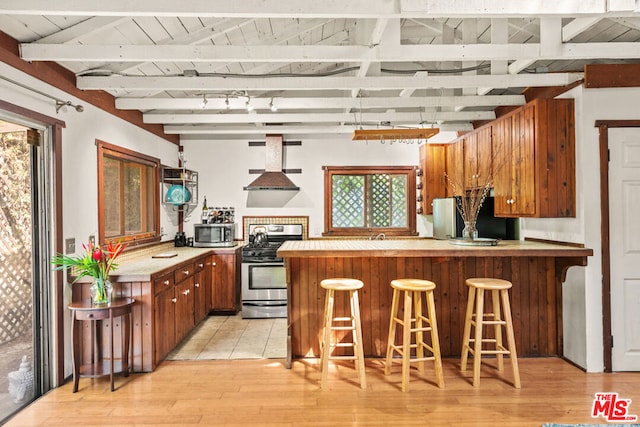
(476, 126, 493, 187)
(211, 253, 238, 312)
(492, 117, 513, 216)
(154, 286, 176, 366)
(510, 104, 536, 216)
(445, 141, 464, 197)
(419, 144, 446, 214)
(463, 133, 478, 187)
(193, 264, 207, 323)
(175, 276, 195, 344)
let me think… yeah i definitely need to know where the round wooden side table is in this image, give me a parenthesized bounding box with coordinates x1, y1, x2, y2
(68, 297, 135, 392)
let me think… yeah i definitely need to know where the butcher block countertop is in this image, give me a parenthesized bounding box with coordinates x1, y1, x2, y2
(277, 239, 593, 258)
(108, 244, 241, 282)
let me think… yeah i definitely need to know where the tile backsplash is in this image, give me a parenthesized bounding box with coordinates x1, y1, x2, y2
(242, 216, 309, 242)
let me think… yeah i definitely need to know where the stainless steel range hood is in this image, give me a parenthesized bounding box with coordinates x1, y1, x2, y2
(243, 134, 299, 192)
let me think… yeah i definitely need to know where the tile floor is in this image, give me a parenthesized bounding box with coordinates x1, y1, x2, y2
(166, 313, 287, 360)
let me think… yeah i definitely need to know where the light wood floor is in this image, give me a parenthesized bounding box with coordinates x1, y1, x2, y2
(5, 357, 640, 426)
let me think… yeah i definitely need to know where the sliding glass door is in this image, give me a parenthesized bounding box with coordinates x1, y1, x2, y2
(0, 117, 51, 423)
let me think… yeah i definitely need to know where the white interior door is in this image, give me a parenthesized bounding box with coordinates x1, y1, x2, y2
(609, 128, 640, 371)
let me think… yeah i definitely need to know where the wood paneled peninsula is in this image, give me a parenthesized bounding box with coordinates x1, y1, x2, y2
(277, 239, 592, 368)
(71, 245, 241, 373)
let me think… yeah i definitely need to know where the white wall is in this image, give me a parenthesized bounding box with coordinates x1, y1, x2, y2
(520, 85, 640, 372)
(0, 63, 180, 378)
(181, 133, 458, 239)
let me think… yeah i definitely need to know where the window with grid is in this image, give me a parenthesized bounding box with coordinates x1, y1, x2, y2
(323, 166, 417, 236)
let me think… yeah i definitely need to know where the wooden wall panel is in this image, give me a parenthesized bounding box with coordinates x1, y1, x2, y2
(287, 255, 574, 359)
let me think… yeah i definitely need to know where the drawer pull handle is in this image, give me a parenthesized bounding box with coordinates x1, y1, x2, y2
(183, 289, 190, 296)
(183, 270, 189, 275)
(164, 280, 170, 285)
(212, 262, 216, 266)
(195, 283, 200, 288)
(198, 263, 204, 268)
(171, 298, 177, 303)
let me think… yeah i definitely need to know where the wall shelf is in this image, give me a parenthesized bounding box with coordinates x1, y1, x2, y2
(161, 167, 199, 214)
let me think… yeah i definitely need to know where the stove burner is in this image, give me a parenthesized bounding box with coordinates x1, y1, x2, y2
(243, 223, 303, 263)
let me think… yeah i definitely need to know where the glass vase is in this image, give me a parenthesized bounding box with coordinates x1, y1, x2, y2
(90, 278, 113, 305)
(462, 221, 478, 240)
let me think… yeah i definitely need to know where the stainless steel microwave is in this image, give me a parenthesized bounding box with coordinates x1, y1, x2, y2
(193, 223, 236, 247)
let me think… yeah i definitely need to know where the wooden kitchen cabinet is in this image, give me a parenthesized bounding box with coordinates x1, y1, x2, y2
(193, 255, 210, 324)
(174, 276, 195, 344)
(445, 140, 464, 197)
(463, 126, 493, 189)
(75, 246, 243, 372)
(153, 284, 176, 366)
(492, 98, 575, 217)
(211, 250, 241, 313)
(419, 143, 447, 214)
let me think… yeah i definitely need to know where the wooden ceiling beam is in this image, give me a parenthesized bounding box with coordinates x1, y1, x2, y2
(584, 63, 640, 88)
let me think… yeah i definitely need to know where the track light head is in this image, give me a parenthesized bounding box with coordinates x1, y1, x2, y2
(269, 98, 277, 112)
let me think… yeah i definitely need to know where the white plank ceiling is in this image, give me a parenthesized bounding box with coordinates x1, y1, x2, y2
(1, 0, 640, 140)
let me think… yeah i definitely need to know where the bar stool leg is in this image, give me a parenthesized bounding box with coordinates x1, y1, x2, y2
(426, 290, 445, 388)
(460, 285, 476, 372)
(401, 289, 412, 392)
(472, 288, 485, 388)
(320, 289, 335, 389)
(492, 289, 504, 373)
(384, 288, 400, 375)
(350, 289, 367, 389)
(501, 289, 521, 389)
(414, 291, 424, 373)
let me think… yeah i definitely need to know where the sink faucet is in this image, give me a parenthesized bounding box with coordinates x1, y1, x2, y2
(370, 232, 386, 240)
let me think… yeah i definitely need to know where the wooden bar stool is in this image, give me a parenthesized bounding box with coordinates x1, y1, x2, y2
(319, 278, 366, 390)
(461, 278, 521, 388)
(384, 279, 444, 391)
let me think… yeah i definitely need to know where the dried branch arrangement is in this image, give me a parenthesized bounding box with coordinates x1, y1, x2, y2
(444, 172, 493, 238)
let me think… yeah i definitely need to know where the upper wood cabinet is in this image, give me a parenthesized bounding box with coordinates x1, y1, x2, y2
(463, 126, 493, 189)
(445, 140, 464, 197)
(419, 144, 447, 214)
(421, 98, 576, 219)
(492, 98, 575, 218)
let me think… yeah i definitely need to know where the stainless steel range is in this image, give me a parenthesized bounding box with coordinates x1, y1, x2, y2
(241, 224, 303, 318)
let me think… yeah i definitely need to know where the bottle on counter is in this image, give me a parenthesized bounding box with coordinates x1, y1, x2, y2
(201, 196, 208, 223)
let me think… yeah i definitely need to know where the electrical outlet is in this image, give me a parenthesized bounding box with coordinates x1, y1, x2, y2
(89, 235, 95, 245)
(65, 238, 75, 254)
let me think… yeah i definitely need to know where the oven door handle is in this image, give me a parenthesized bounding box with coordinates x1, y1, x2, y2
(242, 302, 287, 307)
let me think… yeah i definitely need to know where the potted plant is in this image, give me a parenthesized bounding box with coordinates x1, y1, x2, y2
(51, 240, 124, 305)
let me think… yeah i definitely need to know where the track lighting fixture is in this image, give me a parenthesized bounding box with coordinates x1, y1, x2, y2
(245, 96, 254, 112)
(225, 95, 230, 109)
(269, 98, 277, 112)
(201, 94, 208, 109)
(55, 100, 84, 114)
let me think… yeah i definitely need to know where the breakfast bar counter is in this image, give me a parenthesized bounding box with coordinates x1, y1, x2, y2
(277, 239, 592, 367)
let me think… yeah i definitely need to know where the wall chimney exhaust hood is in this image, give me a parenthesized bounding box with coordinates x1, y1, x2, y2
(244, 134, 299, 191)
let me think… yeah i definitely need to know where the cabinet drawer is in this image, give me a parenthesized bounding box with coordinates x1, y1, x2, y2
(174, 263, 194, 283)
(154, 272, 174, 295)
(194, 258, 207, 273)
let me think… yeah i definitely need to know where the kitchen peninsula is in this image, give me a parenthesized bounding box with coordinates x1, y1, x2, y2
(278, 239, 592, 368)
